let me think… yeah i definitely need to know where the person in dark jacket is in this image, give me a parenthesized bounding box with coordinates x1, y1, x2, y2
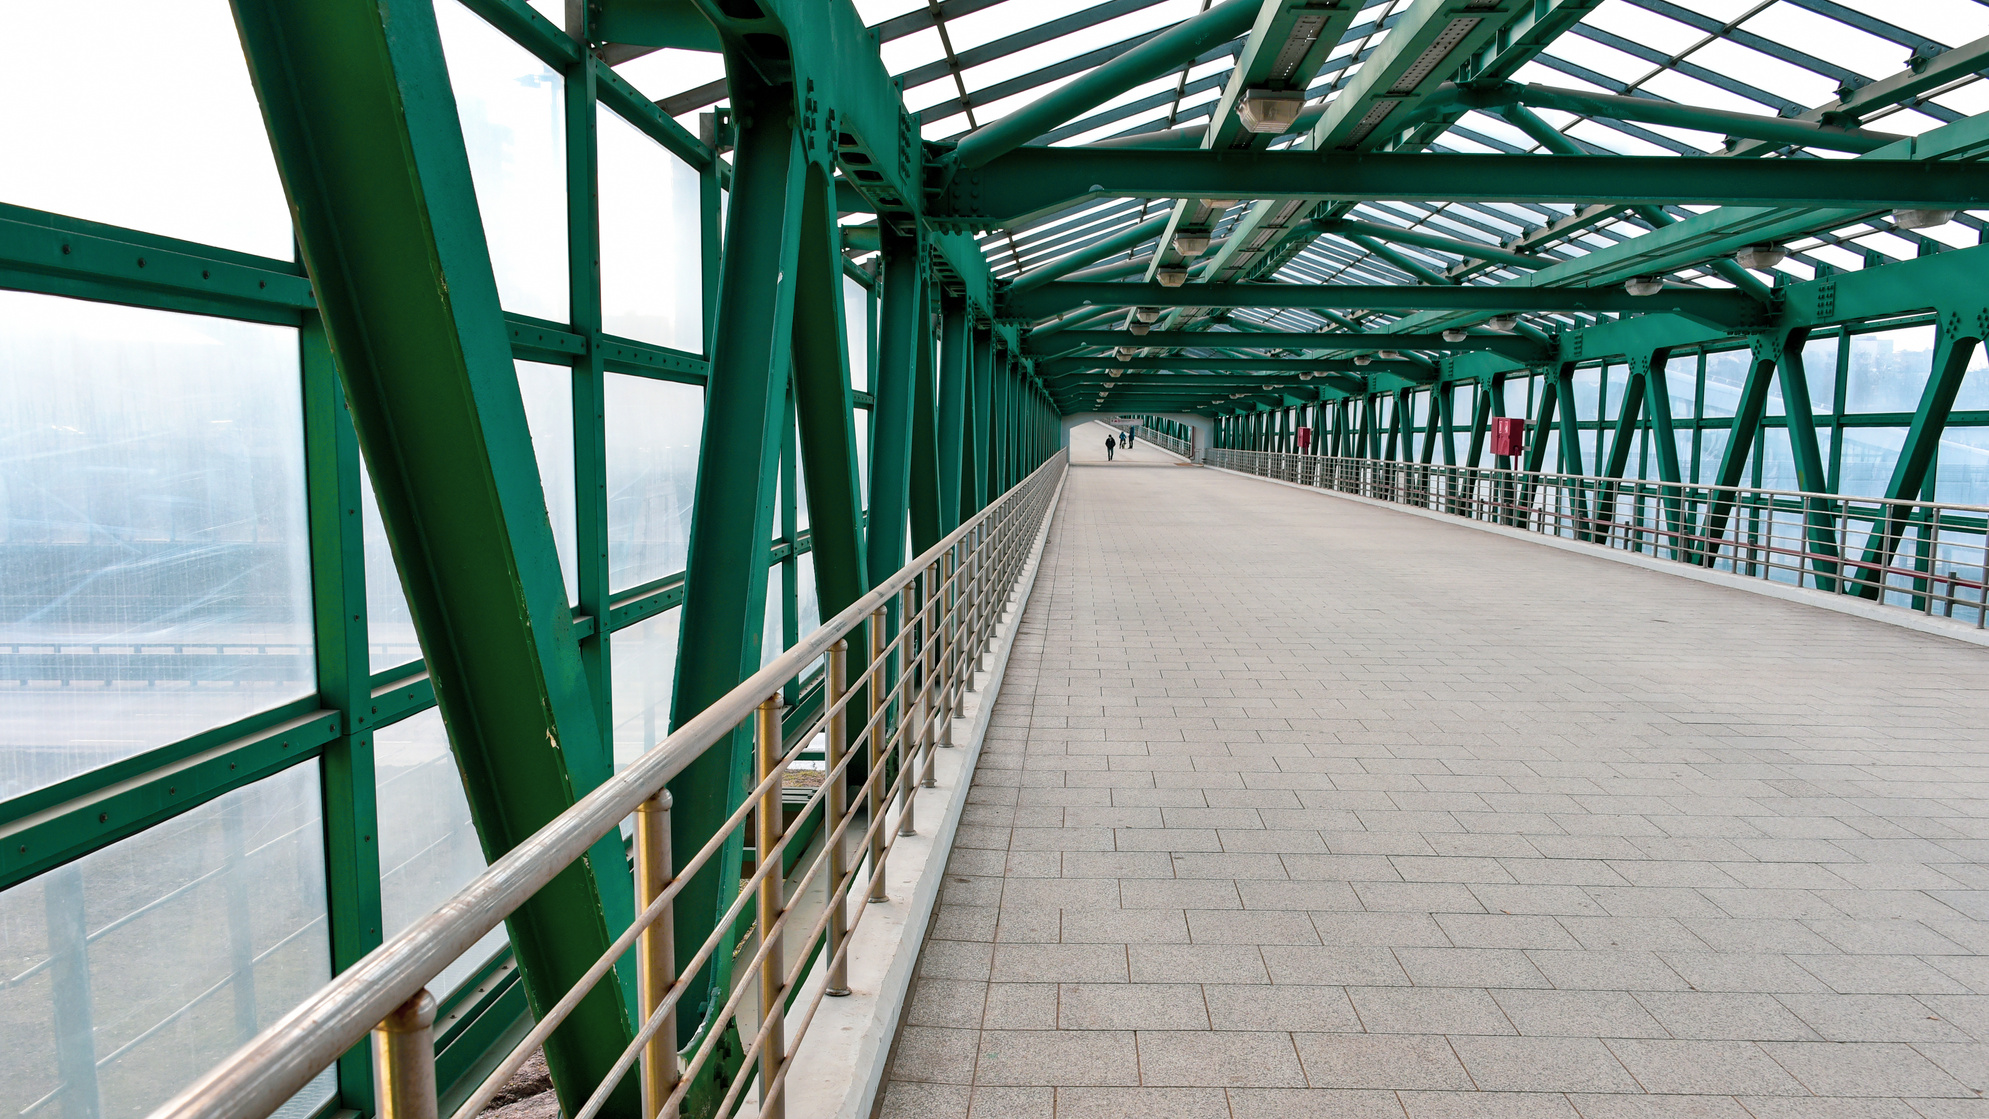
(1105, 434, 1116, 461)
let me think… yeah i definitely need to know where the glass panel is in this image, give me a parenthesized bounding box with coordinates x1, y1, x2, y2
(1703, 350, 1749, 420)
(1663, 355, 1696, 420)
(0, 0, 291, 259)
(605, 375, 704, 592)
(517, 362, 578, 604)
(0, 293, 313, 800)
(361, 457, 418, 674)
(598, 107, 703, 351)
(1846, 325, 1936, 414)
(1601, 365, 1623, 422)
(1697, 429, 1730, 488)
(437, 0, 567, 322)
(761, 571, 784, 670)
(1760, 427, 1798, 491)
(610, 607, 680, 770)
(855, 408, 871, 510)
(0, 765, 334, 1119)
(1954, 340, 1989, 413)
(1572, 367, 1601, 422)
(1839, 427, 1909, 498)
(795, 552, 821, 636)
(1803, 333, 1840, 416)
(374, 710, 508, 1000)
(845, 278, 870, 394)
(1501, 377, 1527, 420)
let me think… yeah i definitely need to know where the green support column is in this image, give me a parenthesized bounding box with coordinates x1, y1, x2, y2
(302, 320, 381, 1111)
(793, 170, 869, 616)
(936, 295, 970, 533)
(907, 274, 943, 554)
(1465, 382, 1493, 468)
(665, 66, 810, 1058)
(1762, 334, 1841, 590)
(229, 2, 638, 1113)
(1637, 353, 1694, 561)
(850, 228, 917, 573)
(972, 328, 996, 511)
(1854, 317, 1984, 596)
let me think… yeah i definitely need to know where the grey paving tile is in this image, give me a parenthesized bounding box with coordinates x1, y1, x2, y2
(1053, 1087, 1230, 1119)
(1204, 984, 1363, 1032)
(972, 1029, 1139, 1087)
(1225, 1088, 1406, 1119)
(1136, 1032, 1307, 1087)
(991, 943, 1129, 984)
(1261, 946, 1411, 986)
(1130, 944, 1270, 984)
(1603, 1039, 1807, 1095)
(1059, 983, 1209, 1031)
(1492, 989, 1669, 1038)
(1633, 991, 1820, 1041)
(1349, 985, 1516, 1035)
(1759, 1040, 1972, 1097)
(1449, 1035, 1641, 1092)
(893, 1026, 982, 1083)
(967, 1085, 1053, 1119)
(1291, 1033, 1474, 1090)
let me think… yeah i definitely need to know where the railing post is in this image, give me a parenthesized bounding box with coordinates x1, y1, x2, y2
(897, 584, 919, 838)
(754, 695, 787, 1119)
(372, 990, 438, 1119)
(866, 609, 889, 904)
(824, 639, 851, 997)
(921, 562, 943, 784)
(635, 792, 678, 1110)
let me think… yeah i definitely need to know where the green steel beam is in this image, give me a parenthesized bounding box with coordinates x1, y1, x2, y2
(1308, 217, 1546, 270)
(1043, 356, 1424, 377)
(228, 2, 638, 1116)
(1009, 214, 1170, 292)
(1005, 281, 1767, 327)
(1729, 32, 1989, 158)
(1029, 329, 1550, 361)
(947, 0, 1259, 170)
(927, 147, 1989, 228)
(1451, 82, 1905, 154)
(665, 63, 805, 1067)
(793, 164, 870, 616)
(869, 228, 925, 576)
(936, 295, 970, 532)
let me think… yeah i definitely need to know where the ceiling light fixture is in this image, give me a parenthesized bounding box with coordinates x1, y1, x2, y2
(1894, 209, 1957, 230)
(1173, 231, 1211, 258)
(1733, 244, 1786, 270)
(1155, 265, 1190, 287)
(1238, 88, 1305, 134)
(1442, 328, 1468, 342)
(1486, 315, 1518, 332)
(1134, 307, 1161, 323)
(1624, 276, 1666, 297)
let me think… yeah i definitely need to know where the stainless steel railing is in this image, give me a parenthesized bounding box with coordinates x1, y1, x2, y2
(1136, 423, 1195, 460)
(146, 451, 1069, 1119)
(1207, 448, 1989, 626)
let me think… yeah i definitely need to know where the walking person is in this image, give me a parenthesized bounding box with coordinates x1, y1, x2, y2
(1126, 427, 1136, 447)
(1104, 432, 1116, 461)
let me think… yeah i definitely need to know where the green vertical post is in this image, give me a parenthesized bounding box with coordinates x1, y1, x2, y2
(872, 228, 926, 575)
(936, 295, 969, 533)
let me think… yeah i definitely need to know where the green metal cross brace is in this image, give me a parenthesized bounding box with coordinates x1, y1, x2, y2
(937, 295, 971, 533)
(1852, 314, 1985, 598)
(229, 1, 639, 1113)
(1633, 352, 1695, 563)
(667, 64, 812, 1064)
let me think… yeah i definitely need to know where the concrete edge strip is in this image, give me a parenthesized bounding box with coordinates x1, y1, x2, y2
(1206, 464, 1989, 651)
(778, 469, 1070, 1119)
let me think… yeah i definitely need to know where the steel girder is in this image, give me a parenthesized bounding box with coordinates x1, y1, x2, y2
(1005, 281, 1766, 328)
(930, 147, 1989, 229)
(229, 1, 640, 1114)
(1029, 329, 1550, 361)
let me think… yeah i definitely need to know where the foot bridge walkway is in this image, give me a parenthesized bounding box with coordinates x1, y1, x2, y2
(881, 456, 1989, 1118)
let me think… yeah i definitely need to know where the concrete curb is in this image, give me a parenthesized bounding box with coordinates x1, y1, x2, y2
(775, 469, 1069, 1119)
(1205, 464, 1989, 652)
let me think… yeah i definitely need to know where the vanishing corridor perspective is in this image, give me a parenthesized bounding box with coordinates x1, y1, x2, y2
(884, 458, 1989, 1117)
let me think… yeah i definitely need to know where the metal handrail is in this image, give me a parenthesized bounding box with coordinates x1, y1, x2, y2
(146, 450, 1069, 1119)
(1207, 448, 1989, 626)
(1137, 422, 1194, 460)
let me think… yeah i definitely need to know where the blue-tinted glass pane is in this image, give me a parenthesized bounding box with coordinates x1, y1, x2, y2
(1839, 427, 1909, 497)
(0, 765, 334, 1118)
(0, 0, 291, 259)
(599, 107, 703, 351)
(611, 608, 679, 770)
(845, 278, 871, 394)
(1703, 349, 1749, 419)
(1935, 428, 1989, 506)
(0, 293, 312, 800)
(1846, 326, 1935, 414)
(438, 0, 567, 322)
(374, 710, 508, 999)
(1803, 334, 1839, 415)
(1572, 367, 1601, 422)
(605, 375, 703, 592)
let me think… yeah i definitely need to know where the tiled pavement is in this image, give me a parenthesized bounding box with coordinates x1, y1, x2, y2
(877, 460, 1989, 1119)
